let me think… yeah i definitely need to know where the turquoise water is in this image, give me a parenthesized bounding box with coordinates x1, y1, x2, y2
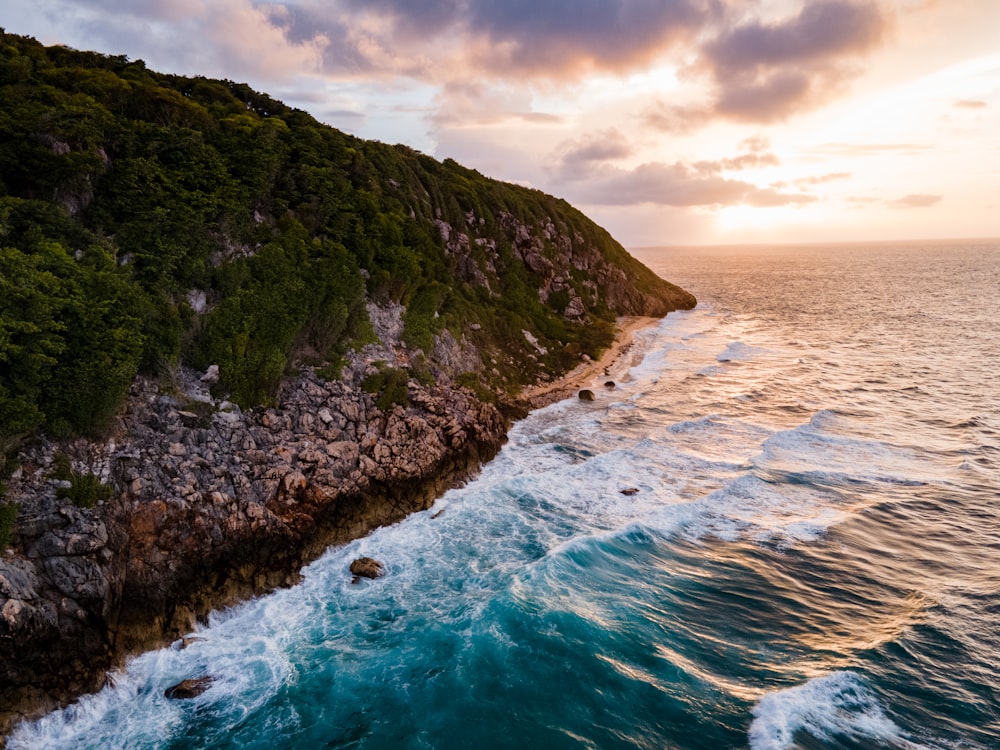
(11, 240, 1000, 749)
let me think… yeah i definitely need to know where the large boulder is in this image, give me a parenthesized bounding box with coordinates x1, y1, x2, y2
(349, 557, 385, 581)
(164, 676, 214, 699)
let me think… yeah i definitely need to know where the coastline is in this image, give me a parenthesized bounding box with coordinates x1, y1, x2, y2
(519, 316, 661, 408)
(0, 314, 664, 742)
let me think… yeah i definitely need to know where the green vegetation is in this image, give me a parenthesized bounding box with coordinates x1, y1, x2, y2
(362, 364, 411, 411)
(49, 452, 113, 508)
(0, 497, 15, 550)
(0, 30, 685, 449)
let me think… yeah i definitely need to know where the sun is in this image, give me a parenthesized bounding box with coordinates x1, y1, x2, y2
(715, 204, 797, 234)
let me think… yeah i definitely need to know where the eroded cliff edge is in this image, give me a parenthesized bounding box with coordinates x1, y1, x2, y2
(0, 366, 508, 733)
(0, 32, 696, 736)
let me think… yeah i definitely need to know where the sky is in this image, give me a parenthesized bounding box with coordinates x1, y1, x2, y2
(3, 1, 999, 246)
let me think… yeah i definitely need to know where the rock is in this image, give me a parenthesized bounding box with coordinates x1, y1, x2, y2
(179, 636, 206, 650)
(620, 487, 640, 496)
(200, 365, 219, 383)
(578, 389, 596, 401)
(604, 381, 616, 389)
(349, 557, 385, 581)
(164, 676, 214, 699)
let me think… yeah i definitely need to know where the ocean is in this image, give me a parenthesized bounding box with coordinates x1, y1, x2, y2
(10, 239, 1000, 749)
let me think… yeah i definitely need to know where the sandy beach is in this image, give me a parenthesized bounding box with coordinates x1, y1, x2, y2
(519, 316, 661, 409)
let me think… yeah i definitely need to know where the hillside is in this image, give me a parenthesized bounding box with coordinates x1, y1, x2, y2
(0, 29, 693, 451)
(0, 30, 694, 733)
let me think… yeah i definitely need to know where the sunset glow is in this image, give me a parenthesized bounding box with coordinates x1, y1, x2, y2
(4, 1, 998, 245)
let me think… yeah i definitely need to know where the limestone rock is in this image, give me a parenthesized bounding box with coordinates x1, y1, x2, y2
(164, 676, 214, 699)
(349, 557, 385, 581)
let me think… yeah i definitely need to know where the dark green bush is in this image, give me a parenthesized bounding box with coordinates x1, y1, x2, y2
(50, 453, 113, 508)
(0, 29, 684, 447)
(0, 498, 16, 551)
(56, 471, 113, 508)
(362, 365, 411, 411)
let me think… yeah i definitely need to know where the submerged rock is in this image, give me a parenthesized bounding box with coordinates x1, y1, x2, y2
(350, 557, 385, 581)
(164, 676, 214, 699)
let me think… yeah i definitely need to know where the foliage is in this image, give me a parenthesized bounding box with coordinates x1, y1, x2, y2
(362, 364, 411, 411)
(0, 482, 18, 554)
(0, 29, 681, 448)
(50, 453, 113, 508)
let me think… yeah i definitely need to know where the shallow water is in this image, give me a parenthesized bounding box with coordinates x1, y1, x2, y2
(12, 239, 1000, 749)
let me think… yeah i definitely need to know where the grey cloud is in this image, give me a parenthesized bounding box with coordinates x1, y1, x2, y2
(552, 129, 634, 180)
(704, 1, 884, 72)
(888, 194, 942, 209)
(286, 0, 717, 78)
(573, 162, 814, 208)
(649, 1, 888, 128)
(466, 0, 711, 73)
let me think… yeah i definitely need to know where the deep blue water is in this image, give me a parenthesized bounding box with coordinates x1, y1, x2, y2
(11, 239, 1000, 749)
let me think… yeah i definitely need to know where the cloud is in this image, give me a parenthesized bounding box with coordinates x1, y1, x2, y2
(888, 193, 942, 208)
(429, 80, 562, 128)
(793, 172, 851, 186)
(954, 99, 988, 109)
(649, 1, 889, 130)
(550, 129, 634, 180)
(278, 0, 718, 80)
(693, 152, 781, 173)
(571, 161, 815, 208)
(809, 142, 931, 156)
(28, 0, 330, 82)
(548, 134, 809, 208)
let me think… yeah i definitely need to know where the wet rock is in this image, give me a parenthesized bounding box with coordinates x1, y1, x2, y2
(604, 381, 616, 389)
(578, 389, 596, 401)
(164, 676, 214, 699)
(620, 487, 640, 496)
(350, 557, 385, 581)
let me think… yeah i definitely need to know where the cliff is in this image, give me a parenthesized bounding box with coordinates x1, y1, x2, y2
(0, 30, 695, 735)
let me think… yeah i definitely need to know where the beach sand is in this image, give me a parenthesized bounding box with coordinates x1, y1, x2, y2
(519, 316, 660, 409)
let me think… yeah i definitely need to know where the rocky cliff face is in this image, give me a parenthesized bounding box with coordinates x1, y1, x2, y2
(0, 33, 698, 739)
(0, 366, 507, 733)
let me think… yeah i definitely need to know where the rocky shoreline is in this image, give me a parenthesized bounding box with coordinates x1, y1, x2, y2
(0, 366, 511, 738)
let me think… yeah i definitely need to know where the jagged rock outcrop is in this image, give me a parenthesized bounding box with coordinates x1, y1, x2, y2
(0, 370, 507, 733)
(349, 557, 385, 581)
(0, 32, 698, 741)
(164, 677, 214, 700)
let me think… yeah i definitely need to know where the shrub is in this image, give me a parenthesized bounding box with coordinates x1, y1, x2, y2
(362, 364, 411, 411)
(0, 497, 16, 551)
(51, 453, 114, 508)
(56, 472, 113, 508)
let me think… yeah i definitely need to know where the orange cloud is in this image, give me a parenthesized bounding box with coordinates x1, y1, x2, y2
(888, 193, 942, 208)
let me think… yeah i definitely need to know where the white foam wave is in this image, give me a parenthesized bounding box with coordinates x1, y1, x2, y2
(717, 341, 767, 362)
(755, 418, 929, 488)
(748, 671, 913, 750)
